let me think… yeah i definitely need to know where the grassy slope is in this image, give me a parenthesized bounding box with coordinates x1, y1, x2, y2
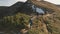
(0, 11, 60, 34)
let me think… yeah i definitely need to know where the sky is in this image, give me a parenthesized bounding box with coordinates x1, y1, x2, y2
(45, 0, 60, 5)
(0, 0, 60, 6)
(0, 0, 27, 6)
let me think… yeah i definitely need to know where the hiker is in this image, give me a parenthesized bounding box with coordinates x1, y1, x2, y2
(29, 16, 33, 29)
(36, 12, 39, 19)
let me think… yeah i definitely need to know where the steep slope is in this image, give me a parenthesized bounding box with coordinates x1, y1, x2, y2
(0, 2, 26, 18)
(30, 0, 60, 12)
(0, 6, 10, 17)
(27, 0, 60, 34)
(0, 0, 60, 34)
(10, 1, 33, 15)
(0, 2, 33, 17)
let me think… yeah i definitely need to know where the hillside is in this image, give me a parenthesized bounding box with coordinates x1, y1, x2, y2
(0, 0, 60, 34)
(30, 0, 60, 13)
(28, 0, 60, 34)
(0, 2, 34, 18)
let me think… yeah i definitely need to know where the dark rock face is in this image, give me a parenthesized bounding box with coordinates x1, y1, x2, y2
(17, 2, 33, 14)
(0, 1, 33, 17)
(0, 6, 10, 17)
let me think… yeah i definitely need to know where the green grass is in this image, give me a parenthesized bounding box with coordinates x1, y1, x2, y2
(0, 13, 30, 30)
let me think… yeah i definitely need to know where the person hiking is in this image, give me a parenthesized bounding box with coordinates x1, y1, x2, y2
(29, 16, 33, 29)
(36, 12, 39, 19)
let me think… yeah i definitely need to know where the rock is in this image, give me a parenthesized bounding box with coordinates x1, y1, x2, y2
(20, 29, 28, 34)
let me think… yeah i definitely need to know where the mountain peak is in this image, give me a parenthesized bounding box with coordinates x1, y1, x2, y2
(10, 1, 25, 7)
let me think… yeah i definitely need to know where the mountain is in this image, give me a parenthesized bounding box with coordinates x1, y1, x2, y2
(9, 1, 33, 15)
(30, 0, 60, 13)
(0, 1, 60, 34)
(29, 0, 60, 34)
(10, 2, 24, 8)
(0, 1, 33, 17)
(0, 2, 24, 17)
(0, 6, 10, 17)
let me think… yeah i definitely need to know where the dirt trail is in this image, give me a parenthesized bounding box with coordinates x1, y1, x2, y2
(32, 15, 49, 34)
(20, 15, 50, 34)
